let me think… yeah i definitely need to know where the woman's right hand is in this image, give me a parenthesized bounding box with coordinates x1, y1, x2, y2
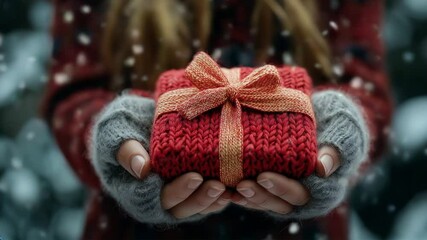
(116, 140, 231, 219)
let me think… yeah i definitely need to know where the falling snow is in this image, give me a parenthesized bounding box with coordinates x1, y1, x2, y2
(77, 52, 87, 65)
(211, 48, 222, 61)
(81, 5, 91, 14)
(193, 39, 201, 48)
(132, 44, 144, 55)
(350, 76, 363, 89)
(26, 132, 35, 140)
(78, 33, 91, 45)
(288, 222, 300, 234)
(329, 21, 339, 31)
(131, 29, 140, 39)
(124, 57, 135, 67)
(403, 51, 415, 62)
(11, 158, 23, 169)
(0, 34, 3, 46)
(282, 52, 293, 65)
(332, 64, 344, 77)
(281, 30, 291, 37)
(54, 73, 70, 85)
(364, 82, 375, 92)
(63, 10, 74, 23)
(388, 204, 396, 213)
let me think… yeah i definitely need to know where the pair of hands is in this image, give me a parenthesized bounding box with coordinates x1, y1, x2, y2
(117, 140, 341, 219)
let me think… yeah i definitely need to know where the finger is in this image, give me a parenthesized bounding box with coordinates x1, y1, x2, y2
(169, 180, 225, 219)
(257, 172, 310, 206)
(116, 140, 151, 179)
(236, 180, 293, 214)
(316, 145, 341, 177)
(231, 192, 266, 211)
(161, 172, 203, 210)
(199, 191, 232, 215)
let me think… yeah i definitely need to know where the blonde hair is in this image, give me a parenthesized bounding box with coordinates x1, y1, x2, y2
(102, 0, 334, 91)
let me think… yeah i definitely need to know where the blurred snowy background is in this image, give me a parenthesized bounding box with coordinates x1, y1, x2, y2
(0, 0, 427, 239)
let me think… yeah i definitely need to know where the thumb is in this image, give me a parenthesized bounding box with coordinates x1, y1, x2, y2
(316, 145, 341, 178)
(116, 139, 151, 179)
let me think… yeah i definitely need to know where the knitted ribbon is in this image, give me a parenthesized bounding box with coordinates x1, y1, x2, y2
(155, 52, 315, 187)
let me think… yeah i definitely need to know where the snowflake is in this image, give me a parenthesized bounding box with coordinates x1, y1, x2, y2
(387, 204, 396, 213)
(402, 51, 415, 62)
(329, 21, 339, 31)
(141, 75, 148, 81)
(132, 44, 144, 55)
(18, 82, 26, 90)
(11, 157, 23, 169)
(26, 132, 35, 141)
(211, 48, 222, 61)
(81, 5, 91, 14)
(314, 63, 321, 69)
(364, 82, 375, 92)
(124, 57, 135, 67)
(268, 47, 275, 56)
(0, 54, 4, 61)
(63, 10, 74, 23)
(281, 30, 291, 37)
(78, 33, 91, 45)
(131, 29, 140, 39)
(288, 222, 300, 234)
(28, 56, 37, 63)
(282, 52, 293, 65)
(350, 76, 363, 89)
(322, 30, 329, 36)
(332, 64, 344, 77)
(77, 52, 87, 65)
(54, 73, 70, 85)
(193, 39, 201, 48)
(0, 34, 2, 46)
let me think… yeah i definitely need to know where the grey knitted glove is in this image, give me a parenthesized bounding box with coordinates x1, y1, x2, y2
(90, 94, 204, 225)
(267, 90, 370, 220)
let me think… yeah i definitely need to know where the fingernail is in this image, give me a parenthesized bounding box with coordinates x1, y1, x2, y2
(236, 199, 247, 206)
(237, 188, 255, 198)
(207, 187, 224, 198)
(217, 198, 229, 205)
(320, 154, 334, 176)
(258, 179, 274, 189)
(187, 178, 203, 189)
(130, 155, 145, 177)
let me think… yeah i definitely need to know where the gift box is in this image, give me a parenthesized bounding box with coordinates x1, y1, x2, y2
(150, 52, 317, 187)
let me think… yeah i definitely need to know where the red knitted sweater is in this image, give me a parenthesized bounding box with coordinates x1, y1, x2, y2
(42, 0, 393, 239)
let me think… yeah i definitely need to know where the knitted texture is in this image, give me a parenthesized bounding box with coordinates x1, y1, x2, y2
(90, 94, 204, 225)
(266, 90, 369, 220)
(150, 66, 317, 183)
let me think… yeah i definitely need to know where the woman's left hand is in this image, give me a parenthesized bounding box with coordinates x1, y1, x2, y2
(230, 146, 341, 214)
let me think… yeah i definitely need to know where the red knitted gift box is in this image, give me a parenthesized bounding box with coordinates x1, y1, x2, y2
(150, 58, 317, 186)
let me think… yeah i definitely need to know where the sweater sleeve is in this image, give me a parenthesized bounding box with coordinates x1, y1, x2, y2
(318, 0, 393, 162)
(42, 0, 153, 189)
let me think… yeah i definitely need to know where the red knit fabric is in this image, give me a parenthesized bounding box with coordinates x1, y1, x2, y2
(150, 66, 317, 183)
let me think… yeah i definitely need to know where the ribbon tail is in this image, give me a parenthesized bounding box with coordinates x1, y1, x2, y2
(219, 101, 244, 187)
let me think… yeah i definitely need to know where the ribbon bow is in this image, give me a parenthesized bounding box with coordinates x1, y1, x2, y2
(155, 52, 314, 187)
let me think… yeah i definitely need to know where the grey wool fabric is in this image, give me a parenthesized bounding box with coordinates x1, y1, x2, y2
(90, 89, 369, 224)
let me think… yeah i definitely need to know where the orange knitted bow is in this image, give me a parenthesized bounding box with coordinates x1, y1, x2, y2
(155, 52, 315, 187)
